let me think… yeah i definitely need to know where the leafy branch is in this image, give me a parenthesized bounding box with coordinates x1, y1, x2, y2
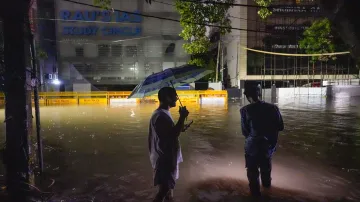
(299, 18, 336, 62)
(175, 0, 234, 67)
(254, 0, 273, 19)
(93, 0, 112, 9)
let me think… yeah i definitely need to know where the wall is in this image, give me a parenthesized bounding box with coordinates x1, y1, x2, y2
(73, 83, 91, 92)
(256, 86, 360, 99)
(327, 85, 360, 97)
(209, 82, 222, 90)
(278, 87, 327, 98)
(277, 96, 327, 110)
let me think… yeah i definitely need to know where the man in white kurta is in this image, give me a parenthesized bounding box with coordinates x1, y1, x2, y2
(148, 87, 189, 202)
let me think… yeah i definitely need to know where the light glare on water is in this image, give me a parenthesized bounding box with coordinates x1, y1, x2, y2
(0, 97, 359, 201)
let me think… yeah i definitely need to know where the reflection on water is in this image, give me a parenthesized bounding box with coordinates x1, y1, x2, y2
(0, 97, 359, 201)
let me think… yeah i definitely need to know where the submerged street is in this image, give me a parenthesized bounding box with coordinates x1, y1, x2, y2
(1, 97, 359, 201)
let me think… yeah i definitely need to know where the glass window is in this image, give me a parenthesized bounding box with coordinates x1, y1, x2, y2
(97, 63, 109, 72)
(84, 63, 93, 74)
(164, 43, 175, 55)
(111, 44, 123, 57)
(125, 46, 137, 57)
(149, 62, 162, 74)
(75, 47, 84, 57)
(73, 63, 84, 71)
(98, 44, 110, 57)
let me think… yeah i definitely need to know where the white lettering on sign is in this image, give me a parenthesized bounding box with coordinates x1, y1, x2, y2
(272, 44, 299, 49)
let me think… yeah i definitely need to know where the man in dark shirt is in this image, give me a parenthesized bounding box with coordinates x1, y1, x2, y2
(149, 87, 189, 202)
(240, 85, 284, 196)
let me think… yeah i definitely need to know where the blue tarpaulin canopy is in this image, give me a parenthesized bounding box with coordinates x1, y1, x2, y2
(128, 64, 212, 99)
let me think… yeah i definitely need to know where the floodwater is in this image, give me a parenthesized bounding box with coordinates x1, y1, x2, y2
(0, 97, 360, 201)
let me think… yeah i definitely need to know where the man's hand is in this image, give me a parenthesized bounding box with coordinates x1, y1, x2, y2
(179, 106, 189, 120)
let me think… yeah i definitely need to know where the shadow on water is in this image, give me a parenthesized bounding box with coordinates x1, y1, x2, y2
(40, 140, 72, 190)
(188, 178, 353, 202)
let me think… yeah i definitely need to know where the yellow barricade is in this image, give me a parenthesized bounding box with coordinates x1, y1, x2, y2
(0, 90, 228, 106)
(0, 99, 46, 105)
(199, 90, 228, 98)
(144, 97, 199, 103)
(145, 90, 202, 103)
(110, 98, 140, 104)
(46, 99, 78, 105)
(32, 99, 46, 105)
(0, 97, 46, 105)
(79, 98, 107, 105)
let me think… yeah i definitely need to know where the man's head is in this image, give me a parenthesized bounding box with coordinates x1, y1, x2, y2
(158, 87, 178, 108)
(244, 85, 260, 103)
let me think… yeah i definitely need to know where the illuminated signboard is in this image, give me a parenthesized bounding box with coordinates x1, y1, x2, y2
(272, 44, 299, 49)
(271, 5, 321, 14)
(59, 10, 142, 36)
(265, 24, 310, 32)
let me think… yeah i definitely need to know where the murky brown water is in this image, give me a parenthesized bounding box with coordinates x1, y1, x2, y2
(0, 97, 360, 201)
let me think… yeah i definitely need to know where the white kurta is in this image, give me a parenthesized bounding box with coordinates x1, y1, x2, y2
(149, 108, 183, 180)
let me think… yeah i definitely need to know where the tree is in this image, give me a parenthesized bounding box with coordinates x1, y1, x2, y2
(254, 0, 360, 69)
(299, 18, 337, 62)
(175, 0, 234, 67)
(2, 0, 36, 201)
(202, 58, 218, 81)
(96, 0, 234, 70)
(319, 0, 360, 65)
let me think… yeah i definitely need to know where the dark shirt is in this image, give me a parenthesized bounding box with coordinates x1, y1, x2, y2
(240, 101, 284, 156)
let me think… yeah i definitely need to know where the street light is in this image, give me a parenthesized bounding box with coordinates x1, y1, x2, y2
(52, 79, 61, 85)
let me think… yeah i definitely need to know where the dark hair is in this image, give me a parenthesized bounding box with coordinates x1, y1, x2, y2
(158, 87, 176, 102)
(244, 85, 260, 99)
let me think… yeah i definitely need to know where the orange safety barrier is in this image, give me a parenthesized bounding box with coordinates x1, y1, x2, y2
(0, 90, 228, 106)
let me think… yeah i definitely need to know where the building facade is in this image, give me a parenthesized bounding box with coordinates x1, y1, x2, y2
(55, 0, 189, 91)
(1, 0, 58, 92)
(52, 0, 358, 91)
(230, 0, 358, 89)
(37, 0, 58, 91)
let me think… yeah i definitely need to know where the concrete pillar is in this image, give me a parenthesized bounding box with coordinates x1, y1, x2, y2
(238, 0, 248, 82)
(59, 62, 70, 80)
(271, 84, 277, 103)
(326, 85, 333, 97)
(226, 0, 242, 87)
